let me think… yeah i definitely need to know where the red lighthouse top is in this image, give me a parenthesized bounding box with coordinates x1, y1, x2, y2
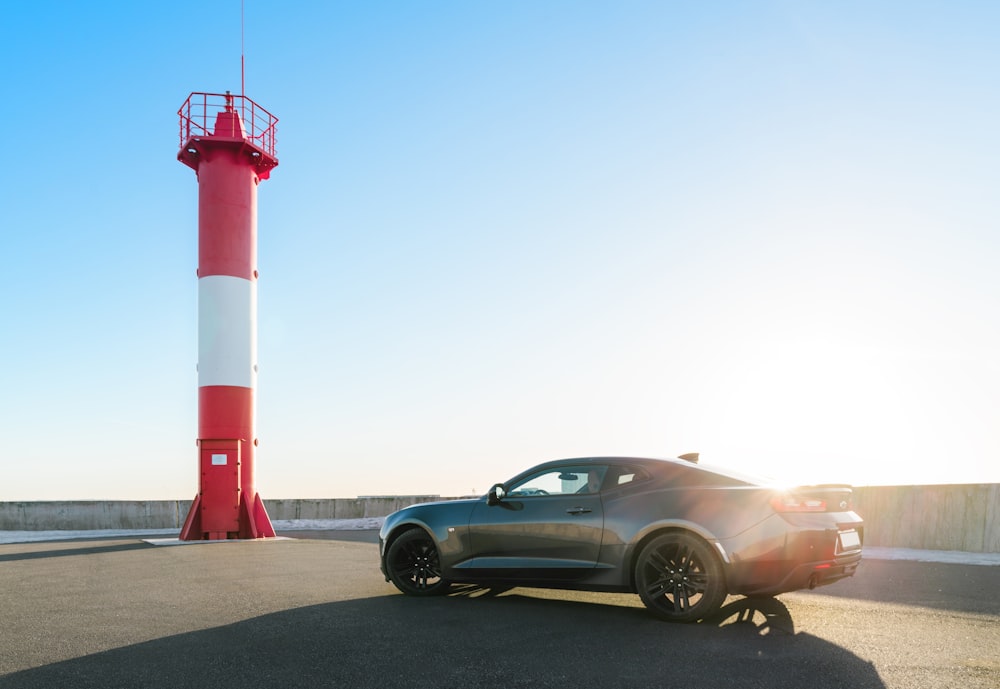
(177, 92, 279, 179)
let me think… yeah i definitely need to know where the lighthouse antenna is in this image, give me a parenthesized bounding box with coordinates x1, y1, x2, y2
(241, 0, 246, 96)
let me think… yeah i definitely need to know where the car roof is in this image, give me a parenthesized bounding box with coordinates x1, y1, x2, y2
(527, 456, 689, 473)
(550, 456, 685, 465)
(521, 456, 771, 486)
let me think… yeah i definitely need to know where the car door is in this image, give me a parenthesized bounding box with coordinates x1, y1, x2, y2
(464, 465, 607, 580)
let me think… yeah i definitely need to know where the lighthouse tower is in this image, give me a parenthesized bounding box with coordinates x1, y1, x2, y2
(177, 92, 278, 540)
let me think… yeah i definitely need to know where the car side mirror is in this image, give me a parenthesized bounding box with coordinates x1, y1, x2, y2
(487, 483, 506, 506)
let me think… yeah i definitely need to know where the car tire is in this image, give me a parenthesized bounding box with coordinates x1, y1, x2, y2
(635, 532, 727, 622)
(385, 528, 451, 596)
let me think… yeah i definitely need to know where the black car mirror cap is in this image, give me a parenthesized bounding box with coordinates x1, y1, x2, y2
(487, 483, 506, 506)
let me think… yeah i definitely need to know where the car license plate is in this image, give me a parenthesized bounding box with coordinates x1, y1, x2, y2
(838, 529, 861, 552)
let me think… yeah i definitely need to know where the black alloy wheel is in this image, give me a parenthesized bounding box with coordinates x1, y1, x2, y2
(385, 528, 450, 596)
(635, 532, 727, 622)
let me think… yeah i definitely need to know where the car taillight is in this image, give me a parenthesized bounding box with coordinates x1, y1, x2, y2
(771, 495, 827, 513)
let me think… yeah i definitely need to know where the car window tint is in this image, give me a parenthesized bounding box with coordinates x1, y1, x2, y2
(509, 466, 607, 496)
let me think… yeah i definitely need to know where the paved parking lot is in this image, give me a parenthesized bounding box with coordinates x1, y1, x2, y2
(1, 532, 997, 688)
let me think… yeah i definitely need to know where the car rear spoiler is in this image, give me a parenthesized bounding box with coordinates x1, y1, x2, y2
(677, 453, 700, 464)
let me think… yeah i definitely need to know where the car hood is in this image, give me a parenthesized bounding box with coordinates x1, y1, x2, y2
(384, 497, 481, 523)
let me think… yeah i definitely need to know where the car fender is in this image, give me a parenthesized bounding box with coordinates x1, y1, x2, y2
(381, 500, 478, 571)
(626, 519, 732, 569)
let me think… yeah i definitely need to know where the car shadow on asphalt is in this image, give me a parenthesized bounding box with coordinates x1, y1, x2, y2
(0, 590, 885, 689)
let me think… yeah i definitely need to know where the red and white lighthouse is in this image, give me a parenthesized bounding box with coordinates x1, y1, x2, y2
(177, 92, 278, 540)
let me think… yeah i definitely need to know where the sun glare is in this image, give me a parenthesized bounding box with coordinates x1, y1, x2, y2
(702, 335, 927, 487)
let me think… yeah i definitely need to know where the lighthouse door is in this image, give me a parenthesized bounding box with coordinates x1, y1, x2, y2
(198, 439, 242, 538)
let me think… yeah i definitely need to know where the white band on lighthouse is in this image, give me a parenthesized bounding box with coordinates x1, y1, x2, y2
(198, 274, 258, 389)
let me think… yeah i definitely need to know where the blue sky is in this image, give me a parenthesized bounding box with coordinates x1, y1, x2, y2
(1, 1, 998, 500)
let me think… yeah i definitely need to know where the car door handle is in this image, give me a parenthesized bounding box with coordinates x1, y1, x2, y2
(566, 507, 592, 515)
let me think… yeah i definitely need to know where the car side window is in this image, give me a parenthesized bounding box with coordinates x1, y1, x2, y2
(605, 466, 650, 489)
(508, 466, 608, 496)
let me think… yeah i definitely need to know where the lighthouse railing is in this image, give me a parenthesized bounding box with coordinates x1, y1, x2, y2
(178, 92, 278, 158)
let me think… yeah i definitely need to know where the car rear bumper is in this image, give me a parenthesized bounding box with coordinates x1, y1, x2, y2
(719, 512, 864, 596)
(737, 550, 863, 596)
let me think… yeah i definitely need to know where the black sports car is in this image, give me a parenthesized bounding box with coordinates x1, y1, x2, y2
(379, 455, 864, 622)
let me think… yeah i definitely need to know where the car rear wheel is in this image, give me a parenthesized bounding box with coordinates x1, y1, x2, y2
(385, 529, 450, 596)
(635, 532, 727, 622)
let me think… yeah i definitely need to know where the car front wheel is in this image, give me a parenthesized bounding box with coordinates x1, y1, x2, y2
(385, 528, 450, 596)
(635, 532, 727, 622)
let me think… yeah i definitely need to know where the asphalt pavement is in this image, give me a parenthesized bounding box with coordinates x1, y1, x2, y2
(0, 532, 997, 689)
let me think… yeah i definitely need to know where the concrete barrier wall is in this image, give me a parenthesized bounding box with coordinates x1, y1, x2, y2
(264, 496, 446, 520)
(852, 484, 1000, 553)
(0, 501, 193, 531)
(2, 484, 999, 553)
(0, 496, 447, 532)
